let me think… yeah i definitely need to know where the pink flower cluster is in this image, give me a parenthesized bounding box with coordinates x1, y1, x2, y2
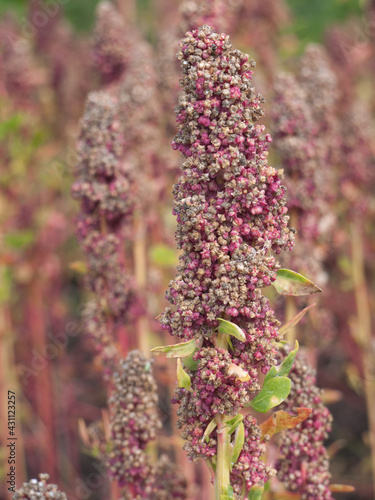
(107, 351, 161, 496)
(276, 350, 333, 499)
(231, 415, 276, 496)
(72, 90, 139, 368)
(161, 25, 293, 492)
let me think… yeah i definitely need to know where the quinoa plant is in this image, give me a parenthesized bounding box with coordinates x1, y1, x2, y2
(153, 25, 325, 499)
(71, 6, 187, 498)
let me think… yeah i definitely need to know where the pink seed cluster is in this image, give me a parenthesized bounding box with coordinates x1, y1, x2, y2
(72, 90, 139, 368)
(161, 25, 293, 491)
(13, 474, 67, 500)
(231, 415, 276, 496)
(107, 351, 161, 495)
(276, 351, 333, 499)
(94, 1, 131, 83)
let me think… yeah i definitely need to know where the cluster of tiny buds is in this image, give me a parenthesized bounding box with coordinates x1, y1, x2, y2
(231, 415, 276, 497)
(162, 25, 294, 494)
(106, 351, 161, 494)
(93, 1, 131, 83)
(152, 454, 188, 500)
(72, 90, 135, 224)
(12, 474, 67, 500)
(276, 350, 333, 499)
(161, 25, 293, 349)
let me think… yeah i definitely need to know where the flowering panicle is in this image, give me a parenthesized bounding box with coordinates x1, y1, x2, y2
(86, 350, 187, 500)
(160, 25, 294, 495)
(107, 350, 161, 496)
(72, 89, 138, 369)
(271, 46, 338, 283)
(94, 1, 131, 84)
(180, 0, 239, 34)
(231, 416, 276, 493)
(0, 15, 41, 106)
(276, 350, 333, 499)
(12, 474, 67, 500)
(153, 454, 188, 500)
(339, 102, 375, 218)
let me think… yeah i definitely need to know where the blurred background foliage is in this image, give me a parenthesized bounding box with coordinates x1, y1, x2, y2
(0, 0, 366, 37)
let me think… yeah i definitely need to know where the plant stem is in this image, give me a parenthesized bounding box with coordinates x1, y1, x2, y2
(215, 414, 230, 500)
(134, 210, 148, 352)
(350, 222, 375, 499)
(214, 329, 231, 499)
(285, 296, 297, 345)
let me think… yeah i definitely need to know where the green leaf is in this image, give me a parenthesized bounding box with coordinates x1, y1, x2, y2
(182, 354, 198, 371)
(0, 114, 24, 140)
(150, 244, 177, 267)
(264, 341, 299, 382)
(221, 485, 235, 499)
(230, 421, 245, 470)
(227, 336, 234, 350)
(177, 358, 192, 392)
(151, 338, 201, 358)
(202, 418, 218, 443)
(248, 484, 264, 500)
(4, 230, 34, 249)
(217, 318, 246, 342)
(224, 414, 244, 435)
(249, 377, 292, 413)
(272, 269, 322, 296)
(279, 304, 316, 337)
(277, 341, 299, 378)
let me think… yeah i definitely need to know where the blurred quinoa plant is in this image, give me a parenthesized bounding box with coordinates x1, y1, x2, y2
(153, 25, 327, 499)
(71, 4, 187, 499)
(276, 348, 334, 499)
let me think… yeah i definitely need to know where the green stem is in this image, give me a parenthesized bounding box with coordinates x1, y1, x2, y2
(215, 414, 230, 500)
(214, 328, 232, 499)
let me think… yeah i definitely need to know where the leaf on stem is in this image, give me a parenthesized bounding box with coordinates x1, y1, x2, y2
(217, 318, 246, 342)
(230, 421, 245, 470)
(202, 417, 218, 444)
(151, 338, 201, 358)
(259, 408, 312, 440)
(177, 358, 192, 392)
(182, 353, 198, 371)
(272, 269, 322, 296)
(249, 342, 298, 413)
(264, 341, 299, 382)
(224, 414, 244, 434)
(221, 485, 235, 499)
(249, 377, 291, 413)
(248, 484, 264, 500)
(279, 304, 316, 337)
